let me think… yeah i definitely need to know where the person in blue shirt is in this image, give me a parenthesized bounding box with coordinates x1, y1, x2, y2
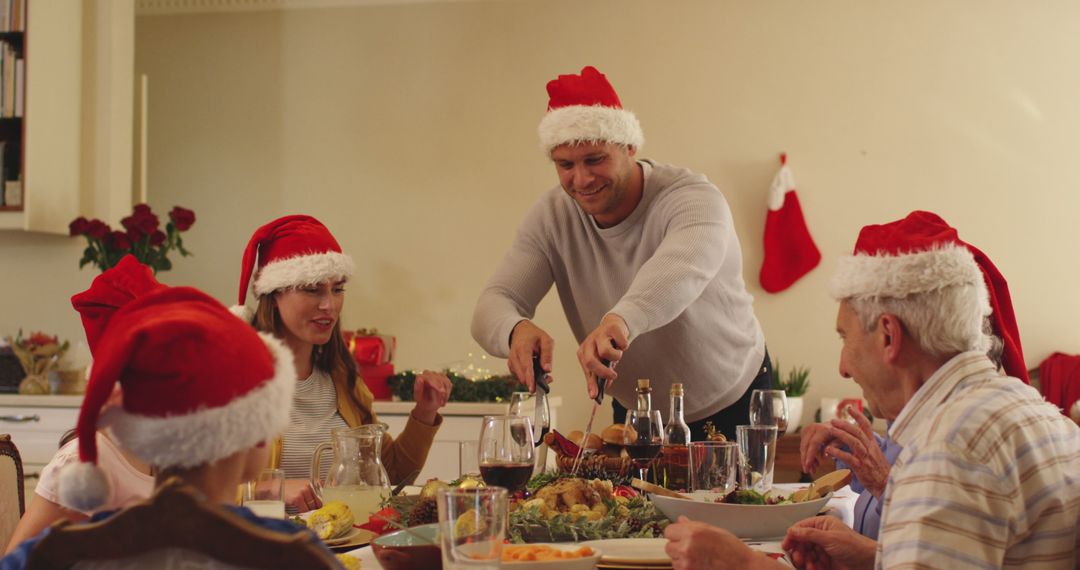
(2, 286, 332, 568)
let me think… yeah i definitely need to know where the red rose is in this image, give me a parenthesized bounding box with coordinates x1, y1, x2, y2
(68, 216, 90, 236)
(108, 231, 132, 250)
(149, 230, 166, 246)
(28, 332, 57, 347)
(122, 209, 159, 239)
(169, 206, 196, 232)
(133, 203, 152, 215)
(85, 219, 111, 240)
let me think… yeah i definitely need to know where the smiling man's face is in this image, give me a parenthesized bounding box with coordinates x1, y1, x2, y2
(550, 141, 639, 228)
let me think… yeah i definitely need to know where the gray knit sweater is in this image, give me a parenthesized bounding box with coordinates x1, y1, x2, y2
(471, 160, 765, 421)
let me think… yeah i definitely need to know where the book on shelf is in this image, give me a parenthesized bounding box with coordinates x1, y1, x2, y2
(13, 0, 22, 32)
(3, 178, 19, 207)
(2, 43, 10, 118)
(0, 0, 25, 34)
(4, 178, 19, 208)
(13, 56, 20, 117)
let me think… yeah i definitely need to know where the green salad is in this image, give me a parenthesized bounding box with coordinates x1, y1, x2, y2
(717, 489, 793, 505)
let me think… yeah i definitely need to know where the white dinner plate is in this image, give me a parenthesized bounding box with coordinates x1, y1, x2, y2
(579, 538, 670, 566)
(323, 527, 363, 546)
(501, 543, 603, 570)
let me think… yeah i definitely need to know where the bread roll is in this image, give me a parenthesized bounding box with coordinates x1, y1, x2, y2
(600, 423, 636, 445)
(567, 430, 602, 450)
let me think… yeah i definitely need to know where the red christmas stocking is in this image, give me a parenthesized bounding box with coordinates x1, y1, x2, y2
(760, 155, 821, 293)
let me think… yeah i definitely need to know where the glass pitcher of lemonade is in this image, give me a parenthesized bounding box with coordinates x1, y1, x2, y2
(310, 424, 391, 520)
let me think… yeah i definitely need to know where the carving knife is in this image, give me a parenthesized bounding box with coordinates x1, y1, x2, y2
(570, 359, 613, 476)
(531, 356, 551, 474)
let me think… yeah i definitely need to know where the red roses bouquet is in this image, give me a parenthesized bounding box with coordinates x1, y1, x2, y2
(69, 204, 196, 273)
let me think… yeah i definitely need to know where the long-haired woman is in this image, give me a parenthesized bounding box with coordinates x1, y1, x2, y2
(234, 215, 451, 512)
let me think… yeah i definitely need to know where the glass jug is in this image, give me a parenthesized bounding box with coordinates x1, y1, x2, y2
(310, 424, 391, 520)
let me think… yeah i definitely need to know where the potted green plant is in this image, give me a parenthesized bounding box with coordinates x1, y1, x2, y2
(771, 360, 810, 431)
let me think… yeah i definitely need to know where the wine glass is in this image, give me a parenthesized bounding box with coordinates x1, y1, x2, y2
(624, 408, 664, 482)
(477, 415, 535, 495)
(506, 392, 532, 416)
(749, 389, 789, 436)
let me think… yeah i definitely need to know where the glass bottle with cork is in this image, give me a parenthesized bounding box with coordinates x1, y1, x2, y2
(661, 382, 691, 490)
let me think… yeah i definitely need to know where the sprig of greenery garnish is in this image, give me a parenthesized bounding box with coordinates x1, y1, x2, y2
(508, 495, 669, 543)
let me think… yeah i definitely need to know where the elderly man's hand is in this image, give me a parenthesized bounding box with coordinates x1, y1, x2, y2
(799, 422, 834, 474)
(508, 320, 554, 393)
(782, 515, 877, 570)
(823, 409, 889, 499)
(664, 516, 784, 570)
(577, 313, 628, 400)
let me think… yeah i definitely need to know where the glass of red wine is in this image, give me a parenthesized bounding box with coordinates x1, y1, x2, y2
(478, 415, 535, 495)
(624, 408, 664, 482)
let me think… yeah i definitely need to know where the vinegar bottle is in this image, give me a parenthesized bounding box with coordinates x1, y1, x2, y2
(662, 383, 691, 490)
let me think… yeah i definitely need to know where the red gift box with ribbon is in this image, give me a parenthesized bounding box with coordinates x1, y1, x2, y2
(344, 329, 396, 400)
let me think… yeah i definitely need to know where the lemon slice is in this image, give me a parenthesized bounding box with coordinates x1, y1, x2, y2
(454, 509, 487, 536)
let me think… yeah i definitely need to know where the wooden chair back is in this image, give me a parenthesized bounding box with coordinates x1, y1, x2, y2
(26, 476, 341, 570)
(0, 433, 25, 551)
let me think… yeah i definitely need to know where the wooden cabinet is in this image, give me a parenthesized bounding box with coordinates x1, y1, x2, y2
(0, 0, 134, 233)
(0, 394, 79, 495)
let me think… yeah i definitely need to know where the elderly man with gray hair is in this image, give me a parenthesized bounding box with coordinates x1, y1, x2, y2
(664, 211, 1079, 569)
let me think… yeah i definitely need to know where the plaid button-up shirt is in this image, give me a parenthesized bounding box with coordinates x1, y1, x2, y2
(878, 351, 1080, 569)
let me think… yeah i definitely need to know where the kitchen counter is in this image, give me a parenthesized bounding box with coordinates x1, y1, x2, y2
(0, 394, 562, 486)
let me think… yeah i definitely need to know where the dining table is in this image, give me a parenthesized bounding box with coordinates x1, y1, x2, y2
(339, 482, 861, 568)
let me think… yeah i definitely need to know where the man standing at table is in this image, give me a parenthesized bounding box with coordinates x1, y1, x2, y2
(471, 66, 767, 438)
(663, 211, 1080, 569)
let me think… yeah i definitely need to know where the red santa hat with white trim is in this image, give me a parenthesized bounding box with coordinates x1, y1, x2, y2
(233, 215, 355, 322)
(829, 210, 1028, 383)
(58, 287, 296, 512)
(538, 66, 644, 154)
(71, 254, 165, 355)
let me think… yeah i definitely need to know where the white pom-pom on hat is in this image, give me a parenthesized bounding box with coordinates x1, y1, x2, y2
(57, 461, 110, 513)
(229, 302, 255, 324)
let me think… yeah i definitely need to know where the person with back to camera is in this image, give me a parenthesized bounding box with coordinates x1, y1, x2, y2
(234, 215, 452, 513)
(1, 286, 336, 569)
(4, 255, 163, 554)
(471, 66, 769, 439)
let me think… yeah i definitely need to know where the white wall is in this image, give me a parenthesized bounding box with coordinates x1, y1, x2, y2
(4, 0, 1077, 432)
